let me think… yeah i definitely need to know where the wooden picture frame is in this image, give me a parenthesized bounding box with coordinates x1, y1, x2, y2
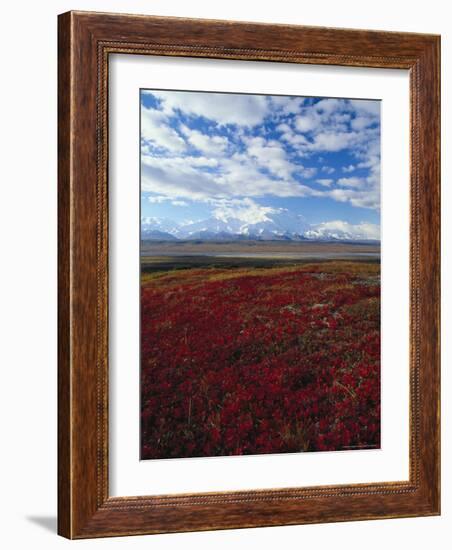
(58, 10, 440, 539)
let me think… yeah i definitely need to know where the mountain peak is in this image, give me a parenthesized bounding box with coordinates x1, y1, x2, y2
(141, 212, 379, 242)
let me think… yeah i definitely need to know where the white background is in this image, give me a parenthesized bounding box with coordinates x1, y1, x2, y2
(110, 56, 409, 496)
(0, 0, 450, 548)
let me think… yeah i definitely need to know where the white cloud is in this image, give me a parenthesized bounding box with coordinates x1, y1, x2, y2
(351, 116, 374, 131)
(245, 136, 317, 180)
(316, 179, 334, 187)
(314, 98, 344, 115)
(142, 157, 218, 200)
(180, 125, 229, 155)
(148, 195, 169, 204)
(337, 177, 365, 188)
(321, 166, 335, 174)
(309, 131, 358, 152)
(217, 153, 314, 198)
(212, 198, 277, 224)
(152, 90, 270, 127)
(293, 99, 357, 137)
(302, 167, 317, 178)
(148, 195, 188, 207)
(144, 155, 217, 171)
(141, 92, 381, 212)
(349, 99, 381, 117)
(270, 96, 306, 115)
(294, 113, 319, 133)
(141, 106, 186, 153)
(141, 151, 314, 202)
(285, 99, 380, 165)
(348, 100, 380, 131)
(306, 220, 380, 240)
(328, 188, 380, 210)
(186, 156, 218, 167)
(357, 154, 380, 170)
(342, 164, 356, 173)
(331, 113, 352, 125)
(276, 123, 291, 133)
(245, 136, 295, 180)
(279, 128, 309, 147)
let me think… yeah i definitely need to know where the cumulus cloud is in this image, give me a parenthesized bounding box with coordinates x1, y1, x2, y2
(321, 166, 335, 174)
(278, 98, 380, 172)
(349, 99, 381, 117)
(245, 136, 296, 180)
(278, 128, 309, 147)
(316, 179, 334, 187)
(148, 195, 169, 204)
(151, 90, 271, 127)
(171, 200, 188, 207)
(337, 177, 365, 188)
(351, 116, 375, 131)
(328, 188, 380, 210)
(276, 123, 291, 133)
(140, 91, 381, 215)
(314, 98, 344, 114)
(212, 198, 277, 224)
(142, 156, 220, 200)
(142, 150, 314, 202)
(270, 96, 306, 115)
(141, 106, 186, 153)
(148, 195, 188, 207)
(303, 167, 318, 178)
(306, 220, 380, 240)
(180, 125, 229, 155)
(309, 131, 359, 152)
(342, 164, 356, 173)
(294, 113, 320, 133)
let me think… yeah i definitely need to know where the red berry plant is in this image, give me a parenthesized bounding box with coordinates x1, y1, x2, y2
(140, 262, 380, 459)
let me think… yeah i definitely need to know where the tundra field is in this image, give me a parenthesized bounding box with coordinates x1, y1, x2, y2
(140, 242, 380, 460)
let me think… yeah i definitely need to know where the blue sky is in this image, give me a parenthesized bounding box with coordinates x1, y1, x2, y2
(140, 89, 380, 239)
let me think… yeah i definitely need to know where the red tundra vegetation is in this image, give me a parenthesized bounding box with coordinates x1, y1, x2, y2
(141, 261, 380, 459)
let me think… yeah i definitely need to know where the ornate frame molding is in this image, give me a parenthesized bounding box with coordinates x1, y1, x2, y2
(58, 11, 440, 538)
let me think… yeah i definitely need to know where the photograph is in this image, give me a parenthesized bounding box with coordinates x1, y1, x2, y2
(139, 89, 381, 460)
(43, 3, 441, 541)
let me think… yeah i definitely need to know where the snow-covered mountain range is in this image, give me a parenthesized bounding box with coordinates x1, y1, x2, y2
(141, 210, 379, 242)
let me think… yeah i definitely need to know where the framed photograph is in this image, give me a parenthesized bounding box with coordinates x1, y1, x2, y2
(58, 11, 440, 538)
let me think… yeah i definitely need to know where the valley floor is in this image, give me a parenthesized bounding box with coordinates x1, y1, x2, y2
(140, 260, 381, 459)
